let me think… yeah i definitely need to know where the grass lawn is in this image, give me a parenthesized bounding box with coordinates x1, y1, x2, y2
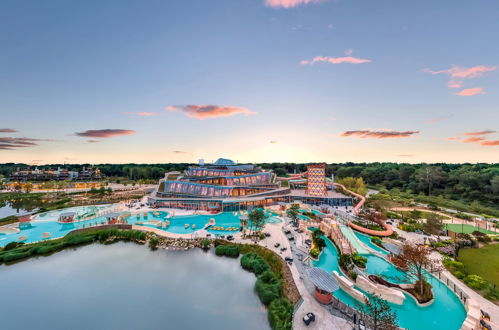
(458, 244, 499, 287)
(445, 223, 496, 235)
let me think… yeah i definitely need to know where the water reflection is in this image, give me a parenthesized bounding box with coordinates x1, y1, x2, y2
(0, 243, 270, 330)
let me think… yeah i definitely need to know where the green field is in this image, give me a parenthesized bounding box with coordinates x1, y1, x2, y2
(458, 244, 499, 287)
(445, 223, 496, 235)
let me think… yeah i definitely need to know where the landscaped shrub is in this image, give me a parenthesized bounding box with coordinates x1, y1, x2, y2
(3, 241, 23, 251)
(65, 234, 95, 246)
(339, 253, 352, 271)
(454, 271, 465, 280)
(443, 258, 465, 273)
(215, 244, 240, 257)
(311, 230, 326, 251)
(149, 237, 159, 250)
(309, 247, 320, 259)
(2, 250, 31, 262)
(255, 270, 282, 305)
(464, 275, 487, 290)
(201, 239, 210, 250)
(351, 253, 367, 268)
(268, 298, 293, 330)
(240, 253, 269, 275)
(371, 236, 382, 247)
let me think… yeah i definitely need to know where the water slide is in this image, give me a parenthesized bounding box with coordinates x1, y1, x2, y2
(339, 225, 370, 254)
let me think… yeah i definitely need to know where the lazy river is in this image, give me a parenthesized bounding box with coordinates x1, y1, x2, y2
(313, 237, 467, 330)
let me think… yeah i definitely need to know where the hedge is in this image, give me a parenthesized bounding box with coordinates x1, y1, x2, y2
(240, 253, 270, 275)
(215, 244, 240, 257)
(255, 270, 282, 305)
(268, 298, 293, 330)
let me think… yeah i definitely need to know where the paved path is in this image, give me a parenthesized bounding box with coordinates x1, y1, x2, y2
(254, 220, 353, 330)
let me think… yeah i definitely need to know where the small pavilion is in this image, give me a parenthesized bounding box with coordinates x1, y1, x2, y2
(58, 212, 76, 223)
(105, 212, 122, 224)
(307, 267, 339, 304)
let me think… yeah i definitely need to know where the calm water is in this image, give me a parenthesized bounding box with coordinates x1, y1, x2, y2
(0, 205, 30, 218)
(0, 243, 270, 330)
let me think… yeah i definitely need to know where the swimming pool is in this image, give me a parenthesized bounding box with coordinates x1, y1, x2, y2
(313, 237, 467, 330)
(0, 206, 283, 246)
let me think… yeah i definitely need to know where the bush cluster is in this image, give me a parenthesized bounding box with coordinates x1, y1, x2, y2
(215, 244, 240, 257)
(240, 253, 270, 275)
(0, 229, 146, 264)
(240, 252, 292, 329)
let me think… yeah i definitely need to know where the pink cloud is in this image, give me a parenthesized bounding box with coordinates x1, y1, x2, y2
(463, 130, 496, 136)
(463, 137, 485, 143)
(456, 87, 486, 96)
(166, 105, 256, 120)
(301, 56, 371, 65)
(340, 130, 419, 139)
(122, 112, 157, 117)
(87, 140, 101, 143)
(264, 0, 321, 8)
(480, 140, 499, 146)
(173, 150, 187, 154)
(423, 65, 496, 79)
(448, 130, 499, 147)
(75, 129, 137, 138)
(423, 65, 495, 93)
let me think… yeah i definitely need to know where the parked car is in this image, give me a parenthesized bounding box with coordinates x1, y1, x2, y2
(303, 312, 315, 326)
(226, 235, 234, 241)
(274, 243, 280, 248)
(287, 236, 295, 241)
(264, 232, 271, 237)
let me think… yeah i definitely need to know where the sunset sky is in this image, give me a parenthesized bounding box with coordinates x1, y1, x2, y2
(1, 0, 498, 164)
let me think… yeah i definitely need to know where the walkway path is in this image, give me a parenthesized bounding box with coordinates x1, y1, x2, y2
(234, 219, 353, 330)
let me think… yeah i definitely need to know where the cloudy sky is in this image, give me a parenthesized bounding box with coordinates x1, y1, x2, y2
(1, 0, 498, 164)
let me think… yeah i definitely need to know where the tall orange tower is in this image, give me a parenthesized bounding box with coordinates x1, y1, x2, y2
(306, 163, 327, 196)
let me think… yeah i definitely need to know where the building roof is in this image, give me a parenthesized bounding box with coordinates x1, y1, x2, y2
(307, 267, 339, 292)
(105, 212, 122, 218)
(214, 158, 236, 166)
(59, 212, 76, 217)
(290, 189, 350, 199)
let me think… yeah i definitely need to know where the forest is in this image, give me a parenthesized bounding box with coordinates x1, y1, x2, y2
(1, 162, 498, 215)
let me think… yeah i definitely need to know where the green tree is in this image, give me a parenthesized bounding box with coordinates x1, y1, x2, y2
(248, 208, 267, 239)
(286, 203, 300, 225)
(357, 295, 398, 330)
(422, 213, 443, 235)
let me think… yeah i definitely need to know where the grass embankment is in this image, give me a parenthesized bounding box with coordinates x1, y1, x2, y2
(445, 224, 496, 235)
(0, 228, 146, 264)
(458, 244, 499, 287)
(214, 240, 299, 330)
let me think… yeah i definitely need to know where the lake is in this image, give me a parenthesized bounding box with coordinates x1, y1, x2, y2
(0, 243, 270, 330)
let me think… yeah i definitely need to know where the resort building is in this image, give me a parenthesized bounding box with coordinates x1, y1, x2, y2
(9, 166, 102, 182)
(150, 158, 352, 211)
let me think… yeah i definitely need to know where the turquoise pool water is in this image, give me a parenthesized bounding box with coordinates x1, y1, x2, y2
(313, 237, 467, 330)
(0, 206, 283, 246)
(353, 231, 389, 255)
(298, 214, 311, 221)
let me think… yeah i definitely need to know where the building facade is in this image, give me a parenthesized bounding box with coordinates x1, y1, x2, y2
(151, 158, 353, 211)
